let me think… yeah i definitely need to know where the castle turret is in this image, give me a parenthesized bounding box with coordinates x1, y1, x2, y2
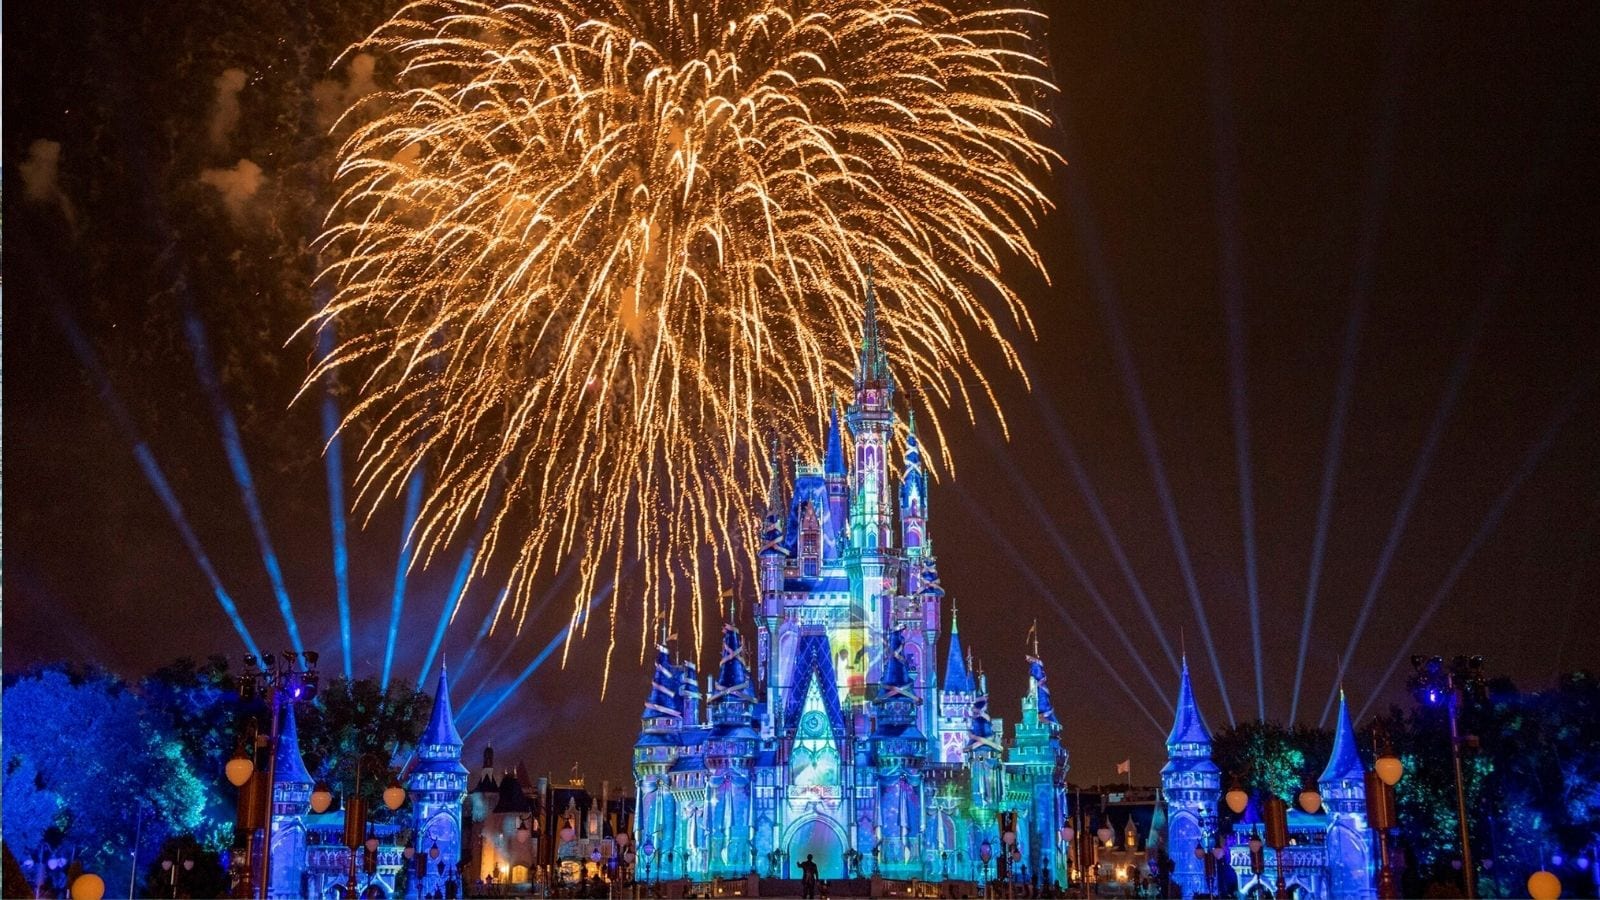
(824, 404, 849, 561)
(936, 610, 977, 764)
(1010, 655, 1069, 888)
(899, 410, 928, 556)
(410, 665, 469, 898)
(707, 622, 758, 876)
(1320, 692, 1377, 899)
(967, 673, 1003, 812)
(847, 283, 896, 641)
(269, 703, 314, 898)
(634, 644, 682, 884)
(871, 627, 926, 876)
(1161, 659, 1220, 900)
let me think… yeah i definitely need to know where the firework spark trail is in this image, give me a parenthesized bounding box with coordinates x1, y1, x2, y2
(1355, 379, 1591, 722)
(184, 312, 306, 657)
(307, 0, 1058, 663)
(958, 484, 1166, 733)
(1290, 8, 1408, 725)
(459, 558, 583, 711)
(58, 313, 263, 659)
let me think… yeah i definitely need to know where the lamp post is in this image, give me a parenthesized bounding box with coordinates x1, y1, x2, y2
(1410, 654, 1482, 899)
(324, 752, 405, 898)
(979, 839, 993, 898)
(231, 649, 320, 899)
(1262, 796, 1289, 899)
(1365, 735, 1403, 900)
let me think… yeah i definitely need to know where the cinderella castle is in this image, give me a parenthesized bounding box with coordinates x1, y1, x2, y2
(632, 298, 1383, 897)
(633, 296, 1073, 886)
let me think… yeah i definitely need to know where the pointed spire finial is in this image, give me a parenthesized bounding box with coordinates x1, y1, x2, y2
(855, 267, 891, 390)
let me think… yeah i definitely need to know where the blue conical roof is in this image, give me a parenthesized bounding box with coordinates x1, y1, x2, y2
(713, 623, 752, 701)
(274, 702, 314, 788)
(943, 610, 973, 693)
(420, 664, 464, 754)
(643, 644, 680, 721)
(1319, 692, 1364, 785)
(1166, 658, 1212, 748)
(900, 410, 926, 512)
(1028, 655, 1060, 726)
(881, 626, 912, 690)
(825, 405, 847, 476)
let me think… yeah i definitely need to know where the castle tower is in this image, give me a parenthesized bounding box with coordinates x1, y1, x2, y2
(707, 622, 759, 876)
(936, 610, 977, 763)
(1161, 659, 1221, 900)
(634, 644, 682, 872)
(966, 673, 1004, 824)
(409, 665, 469, 898)
(268, 703, 314, 899)
(824, 404, 850, 562)
(1009, 655, 1069, 887)
(899, 410, 927, 557)
(1320, 692, 1376, 899)
(846, 282, 897, 646)
(872, 626, 926, 878)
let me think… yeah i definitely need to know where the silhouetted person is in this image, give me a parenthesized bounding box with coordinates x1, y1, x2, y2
(798, 854, 819, 898)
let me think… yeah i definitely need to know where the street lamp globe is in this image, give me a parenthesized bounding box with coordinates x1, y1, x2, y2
(365, 836, 381, 854)
(1247, 833, 1263, 856)
(1097, 824, 1114, 847)
(1225, 787, 1249, 815)
(1059, 824, 1074, 845)
(226, 751, 255, 788)
(310, 782, 334, 815)
(1528, 870, 1561, 900)
(383, 778, 407, 811)
(1375, 754, 1404, 787)
(979, 841, 993, 863)
(1298, 786, 1323, 815)
(69, 874, 105, 900)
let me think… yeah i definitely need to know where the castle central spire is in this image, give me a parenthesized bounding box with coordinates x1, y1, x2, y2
(856, 274, 893, 392)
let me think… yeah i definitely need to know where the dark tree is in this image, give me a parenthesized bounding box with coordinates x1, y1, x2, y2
(297, 677, 431, 820)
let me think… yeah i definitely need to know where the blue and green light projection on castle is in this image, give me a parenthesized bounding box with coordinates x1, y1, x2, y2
(633, 298, 1070, 885)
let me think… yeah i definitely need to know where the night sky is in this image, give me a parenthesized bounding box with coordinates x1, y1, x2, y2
(6, 2, 1599, 789)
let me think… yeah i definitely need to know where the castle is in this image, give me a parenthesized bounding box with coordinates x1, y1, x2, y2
(632, 297, 1072, 887)
(632, 298, 1382, 898)
(257, 667, 467, 899)
(1161, 661, 1381, 899)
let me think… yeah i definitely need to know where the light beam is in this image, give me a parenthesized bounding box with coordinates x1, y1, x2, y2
(1207, 10, 1266, 721)
(58, 313, 262, 659)
(1056, 97, 1237, 724)
(959, 484, 1167, 734)
(380, 465, 425, 690)
(1355, 380, 1590, 722)
(1290, 7, 1407, 724)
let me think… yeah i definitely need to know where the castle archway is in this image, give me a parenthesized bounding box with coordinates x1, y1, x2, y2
(785, 817, 846, 881)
